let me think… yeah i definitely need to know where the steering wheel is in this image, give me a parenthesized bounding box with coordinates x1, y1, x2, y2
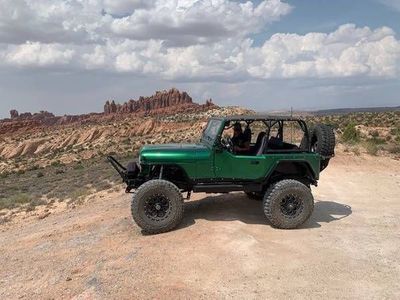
(221, 136, 234, 152)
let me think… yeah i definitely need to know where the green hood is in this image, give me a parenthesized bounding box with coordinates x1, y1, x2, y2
(140, 143, 211, 164)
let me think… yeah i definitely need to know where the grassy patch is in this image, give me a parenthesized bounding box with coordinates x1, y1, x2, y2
(342, 123, 360, 144)
(364, 141, 379, 156)
(0, 155, 129, 211)
(0, 193, 31, 210)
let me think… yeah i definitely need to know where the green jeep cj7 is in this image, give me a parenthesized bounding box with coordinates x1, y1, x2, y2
(109, 115, 335, 234)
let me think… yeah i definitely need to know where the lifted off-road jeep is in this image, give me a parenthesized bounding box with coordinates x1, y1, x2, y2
(109, 115, 335, 234)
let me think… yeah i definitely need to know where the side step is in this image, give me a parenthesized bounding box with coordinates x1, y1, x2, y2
(193, 183, 262, 194)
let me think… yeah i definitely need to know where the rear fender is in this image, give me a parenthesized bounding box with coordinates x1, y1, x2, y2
(264, 160, 318, 187)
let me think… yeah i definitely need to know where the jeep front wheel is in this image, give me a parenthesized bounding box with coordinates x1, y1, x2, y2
(131, 179, 184, 234)
(263, 179, 314, 229)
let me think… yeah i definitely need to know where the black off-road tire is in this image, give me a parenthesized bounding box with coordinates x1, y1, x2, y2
(245, 192, 264, 201)
(263, 179, 314, 229)
(310, 124, 335, 171)
(131, 179, 184, 234)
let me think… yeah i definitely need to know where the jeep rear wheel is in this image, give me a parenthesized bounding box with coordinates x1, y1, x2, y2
(131, 179, 184, 234)
(263, 179, 314, 229)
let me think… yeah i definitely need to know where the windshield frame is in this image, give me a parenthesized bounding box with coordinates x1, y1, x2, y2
(201, 118, 224, 146)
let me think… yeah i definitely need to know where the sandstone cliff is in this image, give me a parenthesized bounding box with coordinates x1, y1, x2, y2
(104, 88, 214, 114)
(1, 89, 216, 136)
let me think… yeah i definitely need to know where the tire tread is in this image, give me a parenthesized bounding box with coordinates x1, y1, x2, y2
(131, 179, 184, 234)
(263, 179, 314, 229)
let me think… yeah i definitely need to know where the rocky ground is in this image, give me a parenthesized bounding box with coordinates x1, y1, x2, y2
(0, 152, 399, 299)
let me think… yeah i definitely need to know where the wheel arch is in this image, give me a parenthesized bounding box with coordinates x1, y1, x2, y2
(263, 160, 318, 188)
(151, 163, 193, 191)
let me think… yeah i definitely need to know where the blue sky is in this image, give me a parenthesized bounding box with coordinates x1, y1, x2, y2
(262, 0, 400, 38)
(0, 0, 399, 118)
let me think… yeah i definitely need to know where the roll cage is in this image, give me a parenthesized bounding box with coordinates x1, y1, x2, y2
(213, 115, 311, 154)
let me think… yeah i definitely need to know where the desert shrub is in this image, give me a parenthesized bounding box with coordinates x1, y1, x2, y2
(342, 123, 360, 144)
(71, 188, 89, 201)
(51, 160, 64, 167)
(351, 147, 361, 156)
(73, 164, 84, 170)
(389, 127, 400, 136)
(387, 145, 400, 154)
(364, 141, 379, 156)
(16, 169, 25, 175)
(0, 193, 31, 210)
(369, 130, 379, 138)
(367, 137, 386, 145)
(25, 199, 47, 211)
(28, 165, 39, 171)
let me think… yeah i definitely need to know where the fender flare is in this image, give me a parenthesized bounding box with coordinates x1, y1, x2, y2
(262, 159, 318, 187)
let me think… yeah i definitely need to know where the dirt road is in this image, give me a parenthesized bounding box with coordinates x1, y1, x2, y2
(1, 153, 400, 299)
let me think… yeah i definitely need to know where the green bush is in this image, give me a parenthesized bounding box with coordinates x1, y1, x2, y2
(51, 160, 64, 167)
(364, 141, 379, 156)
(0, 193, 31, 210)
(73, 164, 84, 170)
(342, 123, 360, 144)
(367, 137, 386, 145)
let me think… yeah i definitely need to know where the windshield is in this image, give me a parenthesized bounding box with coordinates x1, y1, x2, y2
(201, 119, 223, 145)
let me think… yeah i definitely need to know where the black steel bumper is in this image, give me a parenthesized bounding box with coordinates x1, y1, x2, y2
(107, 156, 141, 192)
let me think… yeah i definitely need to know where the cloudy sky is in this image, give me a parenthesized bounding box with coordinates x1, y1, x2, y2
(0, 0, 399, 118)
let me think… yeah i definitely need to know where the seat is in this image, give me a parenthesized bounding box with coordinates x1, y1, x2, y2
(243, 126, 252, 143)
(267, 136, 283, 149)
(255, 135, 268, 156)
(251, 131, 266, 155)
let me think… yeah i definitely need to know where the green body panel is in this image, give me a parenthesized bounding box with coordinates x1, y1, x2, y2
(140, 143, 321, 181)
(140, 143, 213, 179)
(214, 151, 320, 180)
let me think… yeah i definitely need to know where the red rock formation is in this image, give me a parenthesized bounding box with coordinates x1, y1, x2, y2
(10, 110, 19, 119)
(104, 88, 194, 114)
(205, 98, 214, 107)
(1, 89, 217, 135)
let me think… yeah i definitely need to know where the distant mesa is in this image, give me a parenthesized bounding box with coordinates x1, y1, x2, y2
(9, 110, 55, 120)
(103, 88, 215, 114)
(2, 88, 216, 135)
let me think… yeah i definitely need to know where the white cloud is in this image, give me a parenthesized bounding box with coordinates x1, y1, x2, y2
(377, 0, 400, 12)
(0, 0, 106, 44)
(3, 42, 75, 67)
(0, 1, 399, 81)
(103, 0, 156, 16)
(246, 24, 400, 79)
(0, 0, 290, 46)
(110, 0, 292, 45)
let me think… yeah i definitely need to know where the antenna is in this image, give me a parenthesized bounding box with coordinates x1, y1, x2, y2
(290, 106, 293, 143)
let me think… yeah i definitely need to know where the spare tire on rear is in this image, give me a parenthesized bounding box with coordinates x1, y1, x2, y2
(309, 124, 335, 171)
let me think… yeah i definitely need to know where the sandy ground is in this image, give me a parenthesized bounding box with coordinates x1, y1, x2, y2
(1, 153, 400, 299)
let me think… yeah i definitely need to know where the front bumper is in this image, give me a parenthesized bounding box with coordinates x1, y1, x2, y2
(107, 156, 142, 192)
